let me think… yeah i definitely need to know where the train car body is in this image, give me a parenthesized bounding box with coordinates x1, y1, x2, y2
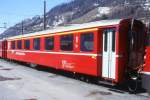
(0, 19, 146, 86)
(0, 40, 2, 57)
(0, 39, 7, 58)
(142, 46, 150, 94)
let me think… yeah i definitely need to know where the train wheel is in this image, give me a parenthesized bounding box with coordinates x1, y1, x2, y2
(29, 63, 37, 68)
(80, 76, 85, 81)
(85, 78, 89, 83)
(127, 77, 138, 93)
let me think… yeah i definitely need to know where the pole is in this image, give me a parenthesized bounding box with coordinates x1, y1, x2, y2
(21, 21, 24, 35)
(43, 0, 46, 30)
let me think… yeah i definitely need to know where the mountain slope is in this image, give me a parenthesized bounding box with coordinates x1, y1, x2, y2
(1, 0, 150, 38)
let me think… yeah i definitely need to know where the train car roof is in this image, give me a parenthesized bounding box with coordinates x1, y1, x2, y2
(6, 19, 123, 40)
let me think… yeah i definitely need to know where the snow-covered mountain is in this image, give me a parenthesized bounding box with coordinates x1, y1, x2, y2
(1, 0, 150, 38)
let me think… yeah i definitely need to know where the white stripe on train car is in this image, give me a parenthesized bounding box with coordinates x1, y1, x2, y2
(8, 50, 123, 58)
(9, 50, 99, 56)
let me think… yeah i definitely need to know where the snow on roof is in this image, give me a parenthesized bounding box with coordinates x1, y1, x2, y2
(7, 19, 122, 40)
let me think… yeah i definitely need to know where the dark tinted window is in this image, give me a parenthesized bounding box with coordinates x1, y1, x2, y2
(17, 40, 22, 49)
(45, 37, 54, 50)
(24, 40, 30, 50)
(60, 34, 73, 51)
(104, 31, 107, 52)
(103, 29, 116, 52)
(11, 41, 15, 49)
(33, 38, 40, 50)
(80, 33, 94, 52)
(112, 29, 116, 52)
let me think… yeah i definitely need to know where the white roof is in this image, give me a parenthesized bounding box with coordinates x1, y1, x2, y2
(6, 19, 122, 40)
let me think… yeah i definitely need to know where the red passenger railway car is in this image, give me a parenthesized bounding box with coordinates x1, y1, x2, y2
(142, 46, 150, 94)
(0, 39, 7, 58)
(0, 40, 2, 57)
(0, 19, 148, 92)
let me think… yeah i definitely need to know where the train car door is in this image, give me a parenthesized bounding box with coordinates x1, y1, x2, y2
(102, 28, 116, 79)
(2, 40, 7, 59)
(2, 41, 4, 58)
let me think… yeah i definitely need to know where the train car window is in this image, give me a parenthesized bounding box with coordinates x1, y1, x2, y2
(60, 34, 73, 51)
(45, 37, 54, 50)
(17, 40, 22, 49)
(112, 29, 116, 52)
(103, 29, 116, 52)
(80, 33, 94, 52)
(24, 40, 30, 50)
(33, 38, 40, 50)
(104, 31, 107, 52)
(11, 41, 15, 49)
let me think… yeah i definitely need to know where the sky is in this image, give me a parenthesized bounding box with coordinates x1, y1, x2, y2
(0, 0, 71, 33)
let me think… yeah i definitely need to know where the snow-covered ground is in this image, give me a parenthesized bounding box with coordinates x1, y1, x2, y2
(143, 0, 150, 10)
(0, 59, 149, 100)
(53, 16, 65, 27)
(97, 7, 110, 17)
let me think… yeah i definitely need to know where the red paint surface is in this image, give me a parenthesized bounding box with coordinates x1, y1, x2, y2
(144, 47, 150, 72)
